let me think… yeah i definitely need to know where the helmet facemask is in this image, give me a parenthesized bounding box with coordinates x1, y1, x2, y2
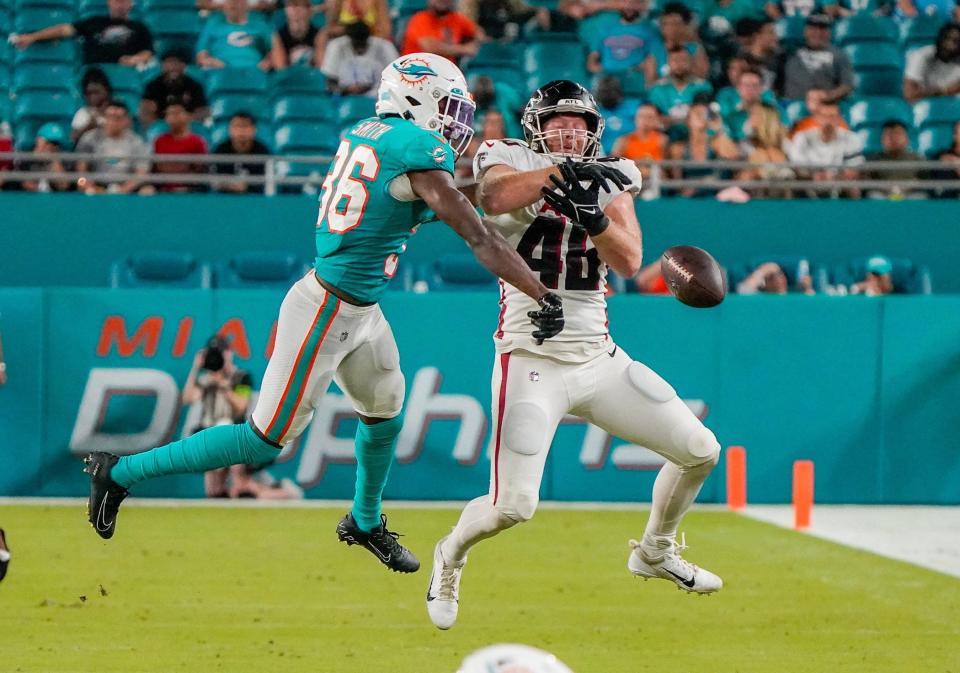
(524, 104, 604, 161)
(434, 94, 476, 157)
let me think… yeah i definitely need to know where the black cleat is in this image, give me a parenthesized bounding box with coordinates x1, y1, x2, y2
(336, 513, 420, 573)
(0, 528, 9, 582)
(83, 452, 128, 540)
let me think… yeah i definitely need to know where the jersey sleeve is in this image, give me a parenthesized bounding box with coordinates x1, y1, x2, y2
(401, 130, 455, 175)
(597, 158, 643, 210)
(472, 138, 529, 179)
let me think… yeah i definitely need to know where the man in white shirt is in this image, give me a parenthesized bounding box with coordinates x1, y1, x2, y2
(787, 102, 863, 196)
(322, 21, 398, 97)
(903, 22, 960, 103)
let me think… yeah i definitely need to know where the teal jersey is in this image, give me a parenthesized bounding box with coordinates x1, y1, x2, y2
(314, 116, 456, 303)
(196, 14, 272, 67)
(648, 78, 713, 119)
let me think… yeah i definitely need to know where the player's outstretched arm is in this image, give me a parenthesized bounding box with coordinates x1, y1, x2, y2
(477, 164, 561, 216)
(409, 169, 550, 302)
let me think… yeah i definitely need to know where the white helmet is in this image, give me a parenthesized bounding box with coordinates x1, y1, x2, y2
(376, 52, 476, 156)
(457, 644, 575, 673)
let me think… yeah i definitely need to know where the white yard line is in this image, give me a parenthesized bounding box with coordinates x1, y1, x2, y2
(744, 505, 960, 579)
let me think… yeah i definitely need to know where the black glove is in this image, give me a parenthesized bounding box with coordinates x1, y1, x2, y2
(528, 292, 564, 344)
(541, 161, 610, 236)
(567, 158, 630, 194)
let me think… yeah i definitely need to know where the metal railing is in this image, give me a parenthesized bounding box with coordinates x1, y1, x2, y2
(2, 151, 959, 197)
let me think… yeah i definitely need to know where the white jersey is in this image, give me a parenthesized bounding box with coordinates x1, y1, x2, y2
(474, 139, 642, 363)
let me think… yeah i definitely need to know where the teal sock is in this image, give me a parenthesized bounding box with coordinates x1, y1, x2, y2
(351, 415, 403, 533)
(110, 423, 280, 489)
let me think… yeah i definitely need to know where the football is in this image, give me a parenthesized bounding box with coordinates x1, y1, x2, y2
(660, 245, 726, 308)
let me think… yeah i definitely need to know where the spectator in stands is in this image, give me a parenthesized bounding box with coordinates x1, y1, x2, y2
(740, 17, 781, 88)
(721, 67, 775, 141)
(198, 0, 278, 14)
(787, 101, 862, 197)
(933, 119, 960, 176)
(141, 49, 210, 128)
(587, 0, 658, 83)
(15, 124, 73, 193)
(864, 120, 927, 199)
(153, 102, 208, 193)
(611, 103, 667, 164)
(667, 101, 739, 197)
(10, 0, 153, 65)
(654, 2, 710, 80)
(850, 256, 893, 296)
(324, 0, 392, 40)
(401, 0, 483, 63)
(72, 68, 112, 145)
(648, 47, 713, 125)
(764, 0, 826, 17)
(211, 112, 270, 194)
(271, 0, 324, 69)
(594, 75, 639, 154)
(321, 20, 398, 95)
(75, 100, 153, 195)
(780, 14, 853, 103)
(736, 103, 795, 196)
(896, 0, 959, 19)
(460, 0, 546, 41)
(829, 0, 894, 15)
(701, 0, 764, 43)
(736, 261, 813, 294)
(471, 75, 523, 139)
(903, 22, 960, 103)
(196, 0, 273, 70)
(790, 87, 848, 136)
(0, 122, 12, 184)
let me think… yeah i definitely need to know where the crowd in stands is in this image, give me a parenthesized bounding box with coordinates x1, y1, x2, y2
(0, 0, 958, 197)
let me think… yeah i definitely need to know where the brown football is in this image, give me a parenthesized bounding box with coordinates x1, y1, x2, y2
(660, 245, 726, 308)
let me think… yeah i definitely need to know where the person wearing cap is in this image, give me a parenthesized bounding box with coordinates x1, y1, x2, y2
(140, 49, 210, 128)
(851, 256, 894, 296)
(780, 14, 853, 103)
(321, 20, 398, 95)
(17, 123, 73, 193)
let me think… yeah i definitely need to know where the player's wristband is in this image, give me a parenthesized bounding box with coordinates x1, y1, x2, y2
(582, 214, 610, 237)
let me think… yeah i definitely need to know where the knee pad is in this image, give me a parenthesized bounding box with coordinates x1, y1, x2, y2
(686, 425, 721, 468)
(494, 481, 540, 523)
(373, 369, 405, 418)
(502, 401, 550, 457)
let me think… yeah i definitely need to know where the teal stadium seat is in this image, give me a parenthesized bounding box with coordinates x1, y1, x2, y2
(207, 66, 268, 96)
(898, 14, 946, 52)
(917, 126, 953, 158)
(912, 98, 960, 131)
(77, 0, 107, 19)
(466, 42, 521, 68)
(837, 257, 932, 294)
(783, 100, 808, 128)
(110, 253, 213, 289)
(142, 0, 197, 9)
(832, 15, 897, 47)
(273, 94, 335, 123)
(90, 63, 142, 96)
(0, 68, 9, 93)
(14, 7, 74, 32)
(465, 64, 523, 87)
(274, 121, 341, 154)
(14, 120, 68, 149)
(13, 38, 75, 64)
(0, 7, 11, 35)
(13, 0, 76, 9)
(847, 96, 912, 130)
(391, 0, 426, 17)
(270, 67, 327, 96)
(423, 254, 497, 291)
(855, 127, 884, 155)
(776, 16, 807, 52)
(210, 94, 268, 124)
(12, 63, 74, 93)
(145, 10, 202, 58)
(216, 252, 309, 289)
(845, 44, 902, 96)
(13, 91, 76, 126)
(337, 95, 376, 125)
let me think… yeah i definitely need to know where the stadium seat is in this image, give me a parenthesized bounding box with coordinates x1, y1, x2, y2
(11, 63, 74, 93)
(109, 252, 213, 289)
(272, 94, 335, 123)
(391, 0, 426, 17)
(13, 120, 68, 149)
(775, 15, 807, 52)
(912, 98, 960, 131)
(13, 7, 74, 32)
(89, 63, 142, 96)
(0, 7, 10, 35)
(465, 42, 521, 68)
(270, 67, 327, 96)
(274, 121, 341, 154)
(77, 0, 107, 19)
(13, 91, 76, 126)
(142, 0, 197, 9)
(526, 67, 587, 98)
(846, 44, 903, 96)
(13, 0, 76, 9)
(838, 257, 932, 294)
(856, 127, 884, 155)
(465, 64, 523, 88)
(337, 96, 376, 125)
(216, 252, 309, 289)
(832, 15, 897, 47)
(0, 68, 9, 93)
(210, 94, 268, 124)
(524, 42, 583, 75)
(917, 126, 953, 158)
(208, 120, 273, 149)
(847, 96, 912, 131)
(207, 66, 268, 96)
(144, 9, 202, 57)
(13, 38, 75, 64)
(898, 14, 947, 52)
(783, 100, 808, 128)
(422, 254, 497, 291)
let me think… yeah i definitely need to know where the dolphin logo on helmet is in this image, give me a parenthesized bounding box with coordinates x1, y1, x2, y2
(393, 59, 439, 85)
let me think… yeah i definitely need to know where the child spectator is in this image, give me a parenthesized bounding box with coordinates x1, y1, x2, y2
(153, 102, 208, 193)
(864, 120, 927, 199)
(72, 68, 113, 145)
(16, 124, 73, 193)
(211, 112, 270, 194)
(75, 100, 153, 194)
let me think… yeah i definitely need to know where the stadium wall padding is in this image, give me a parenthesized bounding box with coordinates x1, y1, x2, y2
(1, 288, 958, 504)
(2, 195, 960, 291)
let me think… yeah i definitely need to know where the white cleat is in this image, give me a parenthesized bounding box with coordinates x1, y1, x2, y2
(426, 536, 465, 630)
(627, 533, 723, 594)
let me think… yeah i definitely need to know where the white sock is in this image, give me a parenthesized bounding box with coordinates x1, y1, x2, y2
(641, 460, 714, 559)
(441, 495, 517, 564)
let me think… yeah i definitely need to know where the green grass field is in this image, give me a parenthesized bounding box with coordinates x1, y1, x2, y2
(0, 504, 957, 673)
